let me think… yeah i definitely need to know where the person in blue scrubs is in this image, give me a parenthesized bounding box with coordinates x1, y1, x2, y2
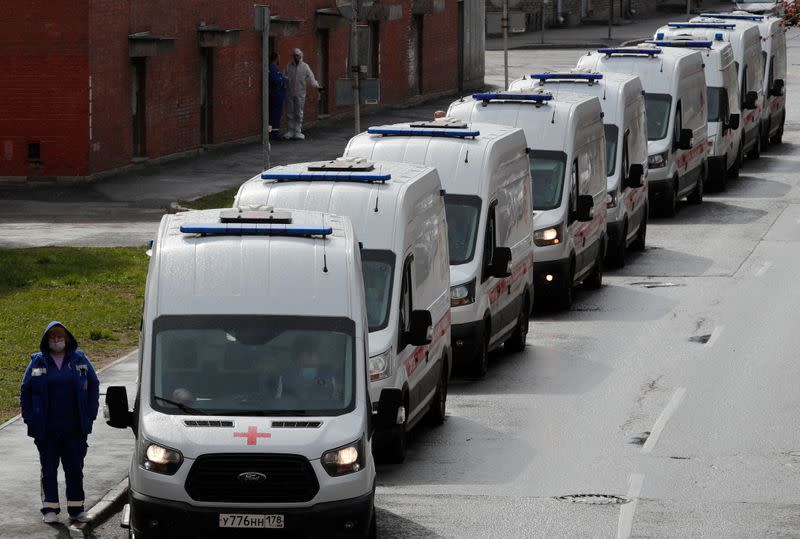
(20, 322, 100, 524)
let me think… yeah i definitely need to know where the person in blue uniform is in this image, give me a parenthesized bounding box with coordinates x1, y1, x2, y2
(269, 51, 287, 140)
(20, 322, 99, 524)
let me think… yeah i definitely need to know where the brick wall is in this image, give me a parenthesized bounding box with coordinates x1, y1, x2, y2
(0, 1, 90, 178)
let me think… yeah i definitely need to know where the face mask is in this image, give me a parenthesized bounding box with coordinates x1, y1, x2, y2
(301, 367, 318, 381)
(49, 340, 66, 353)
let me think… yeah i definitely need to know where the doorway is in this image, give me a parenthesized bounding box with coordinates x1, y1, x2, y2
(131, 58, 146, 157)
(200, 48, 213, 145)
(316, 30, 329, 116)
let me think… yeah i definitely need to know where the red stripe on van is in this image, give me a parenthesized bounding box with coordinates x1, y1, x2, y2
(489, 252, 534, 305)
(403, 311, 452, 377)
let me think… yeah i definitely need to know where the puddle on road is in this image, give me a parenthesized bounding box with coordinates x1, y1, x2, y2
(689, 334, 711, 344)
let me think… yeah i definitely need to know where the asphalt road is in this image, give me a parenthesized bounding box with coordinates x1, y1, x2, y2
(85, 29, 800, 538)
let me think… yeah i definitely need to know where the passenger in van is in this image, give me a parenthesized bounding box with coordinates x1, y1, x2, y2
(278, 339, 341, 403)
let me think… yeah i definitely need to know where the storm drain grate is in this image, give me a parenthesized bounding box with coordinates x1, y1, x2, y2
(556, 494, 630, 505)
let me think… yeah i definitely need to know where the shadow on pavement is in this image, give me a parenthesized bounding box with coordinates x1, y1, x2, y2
(669, 200, 768, 225)
(713, 176, 793, 199)
(376, 507, 442, 538)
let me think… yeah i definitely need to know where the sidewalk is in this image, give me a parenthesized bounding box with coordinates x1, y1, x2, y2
(485, 0, 734, 50)
(0, 351, 138, 538)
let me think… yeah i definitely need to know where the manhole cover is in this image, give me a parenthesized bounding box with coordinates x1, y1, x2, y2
(556, 494, 630, 505)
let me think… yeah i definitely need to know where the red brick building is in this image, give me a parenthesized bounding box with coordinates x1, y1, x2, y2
(0, 1, 485, 183)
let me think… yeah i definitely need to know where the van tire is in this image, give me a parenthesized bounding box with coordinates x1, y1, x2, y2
(687, 166, 704, 205)
(730, 140, 744, 178)
(631, 210, 647, 252)
(608, 221, 627, 268)
(771, 117, 784, 145)
(381, 394, 408, 464)
(748, 130, 762, 160)
(366, 508, 377, 539)
(426, 362, 448, 426)
(467, 321, 490, 379)
(761, 120, 771, 149)
(557, 260, 575, 310)
(505, 294, 530, 353)
(584, 241, 604, 290)
(660, 179, 678, 218)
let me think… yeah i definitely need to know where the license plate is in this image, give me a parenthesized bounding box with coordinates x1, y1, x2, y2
(219, 513, 284, 529)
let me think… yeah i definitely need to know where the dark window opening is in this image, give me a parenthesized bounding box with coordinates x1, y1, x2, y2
(27, 142, 41, 161)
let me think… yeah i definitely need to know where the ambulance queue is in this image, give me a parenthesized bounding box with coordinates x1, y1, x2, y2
(104, 11, 788, 539)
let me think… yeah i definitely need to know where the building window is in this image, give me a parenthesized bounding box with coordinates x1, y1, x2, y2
(28, 142, 41, 161)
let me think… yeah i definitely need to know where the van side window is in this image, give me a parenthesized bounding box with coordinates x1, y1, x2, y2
(673, 103, 683, 146)
(568, 160, 579, 224)
(481, 203, 498, 283)
(622, 131, 630, 179)
(767, 55, 775, 89)
(740, 66, 748, 108)
(398, 257, 413, 347)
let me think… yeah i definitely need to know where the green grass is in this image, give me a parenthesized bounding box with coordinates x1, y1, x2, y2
(0, 247, 149, 422)
(180, 187, 239, 210)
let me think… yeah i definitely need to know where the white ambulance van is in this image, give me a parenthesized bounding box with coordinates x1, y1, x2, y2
(447, 90, 608, 308)
(509, 71, 648, 268)
(233, 159, 451, 463)
(105, 207, 401, 538)
(577, 45, 708, 217)
(344, 120, 534, 379)
(655, 20, 764, 159)
(700, 12, 787, 145)
(734, 0, 785, 16)
(646, 38, 743, 189)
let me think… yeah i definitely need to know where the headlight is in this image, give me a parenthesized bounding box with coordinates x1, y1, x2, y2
(606, 191, 618, 209)
(321, 437, 365, 477)
(450, 278, 476, 307)
(369, 349, 392, 381)
(141, 440, 183, 475)
(648, 151, 668, 169)
(534, 226, 561, 247)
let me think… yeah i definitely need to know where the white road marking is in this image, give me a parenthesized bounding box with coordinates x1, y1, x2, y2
(641, 387, 687, 454)
(617, 473, 645, 539)
(704, 325, 725, 348)
(755, 261, 773, 277)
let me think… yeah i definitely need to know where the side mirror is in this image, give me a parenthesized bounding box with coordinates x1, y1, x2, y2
(678, 128, 694, 150)
(105, 386, 134, 430)
(407, 310, 433, 346)
(744, 90, 758, 110)
(375, 388, 404, 430)
(626, 164, 644, 189)
(576, 195, 594, 222)
(727, 113, 740, 131)
(771, 79, 785, 97)
(490, 247, 512, 279)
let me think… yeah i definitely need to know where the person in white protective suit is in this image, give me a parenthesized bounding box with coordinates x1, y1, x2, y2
(283, 48, 323, 140)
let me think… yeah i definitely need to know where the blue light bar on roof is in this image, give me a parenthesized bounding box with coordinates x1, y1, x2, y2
(656, 32, 665, 39)
(598, 47, 662, 55)
(472, 92, 554, 102)
(700, 12, 763, 21)
(668, 22, 736, 29)
(367, 127, 480, 138)
(530, 73, 603, 81)
(646, 40, 713, 48)
(180, 223, 333, 237)
(261, 171, 391, 182)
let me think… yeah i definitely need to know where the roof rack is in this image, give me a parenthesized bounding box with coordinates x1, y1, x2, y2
(367, 126, 480, 138)
(180, 223, 333, 237)
(307, 157, 375, 172)
(472, 92, 554, 102)
(667, 22, 736, 29)
(597, 47, 662, 56)
(530, 73, 603, 83)
(219, 208, 292, 224)
(646, 40, 713, 48)
(409, 118, 470, 129)
(700, 12, 763, 21)
(261, 171, 391, 182)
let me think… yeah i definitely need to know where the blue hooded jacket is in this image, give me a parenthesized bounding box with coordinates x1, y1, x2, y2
(20, 322, 100, 440)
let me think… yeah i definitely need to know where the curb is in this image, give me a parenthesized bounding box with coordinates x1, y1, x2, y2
(487, 42, 609, 51)
(70, 477, 129, 536)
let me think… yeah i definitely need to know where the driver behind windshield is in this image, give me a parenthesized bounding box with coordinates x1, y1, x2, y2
(277, 338, 341, 403)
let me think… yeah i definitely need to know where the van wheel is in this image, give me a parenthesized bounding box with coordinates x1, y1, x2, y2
(748, 130, 762, 159)
(584, 241, 604, 290)
(761, 120, 771, 149)
(687, 166, 704, 205)
(730, 140, 744, 178)
(556, 261, 575, 310)
(608, 221, 627, 268)
(382, 395, 408, 464)
(631, 210, 647, 252)
(504, 294, 530, 353)
(365, 507, 377, 539)
(426, 362, 448, 426)
(468, 321, 490, 379)
(660, 179, 678, 218)
(771, 117, 784, 145)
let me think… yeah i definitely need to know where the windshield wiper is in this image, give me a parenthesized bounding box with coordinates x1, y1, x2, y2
(153, 395, 209, 415)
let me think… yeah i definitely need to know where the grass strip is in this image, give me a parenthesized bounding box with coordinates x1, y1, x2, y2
(179, 187, 239, 210)
(0, 247, 148, 422)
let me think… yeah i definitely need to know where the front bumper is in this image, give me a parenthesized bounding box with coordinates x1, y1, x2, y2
(708, 155, 727, 178)
(451, 319, 484, 364)
(129, 488, 374, 538)
(646, 178, 672, 206)
(533, 258, 571, 298)
(606, 219, 625, 248)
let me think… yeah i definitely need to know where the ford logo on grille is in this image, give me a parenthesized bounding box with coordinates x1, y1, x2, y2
(238, 472, 267, 484)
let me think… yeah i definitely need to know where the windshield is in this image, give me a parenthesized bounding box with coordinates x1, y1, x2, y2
(151, 315, 356, 416)
(444, 194, 482, 265)
(645, 94, 672, 141)
(604, 124, 619, 177)
(529, 150, 567, 211)
(707, 87, 725, 122)
(361, 250, 395, 332)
